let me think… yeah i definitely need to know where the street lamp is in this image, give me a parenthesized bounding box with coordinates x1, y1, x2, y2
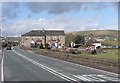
(42, 29, 46, 48)
(0, 29, 1, 49)
(1, 15, 7, 55)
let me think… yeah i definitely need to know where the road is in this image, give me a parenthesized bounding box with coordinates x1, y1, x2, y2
(0, 49, 3, 82)
(1, 47, 120, 82)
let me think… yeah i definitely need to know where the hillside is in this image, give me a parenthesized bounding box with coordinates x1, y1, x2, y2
(66, 30, 119, 46)
(69, 30, 118, 38)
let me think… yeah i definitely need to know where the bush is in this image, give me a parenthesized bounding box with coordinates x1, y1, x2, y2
(74, 50, 81, 54)
(45, 43, 51, 49)
(39, 43, 43, 49)
(66, 48, 81, 54)
(91, 50, 97, 55)
(2, 42, 7, 48)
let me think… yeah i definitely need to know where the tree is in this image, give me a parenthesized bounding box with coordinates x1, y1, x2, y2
(65, 33, 75, 46)
(74, 35, 85, 44)
(39, 43, 43, 49)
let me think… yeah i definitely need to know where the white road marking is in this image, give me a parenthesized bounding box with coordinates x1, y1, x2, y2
(13, 50, 77, 81)
(1, 52, 4, 82)
(20, 48, 119, 76)
(82, 75, 105, 82)
(73, 74, 120, 82)
(96, 75, 120, 81)
(73, 75, 91, 81)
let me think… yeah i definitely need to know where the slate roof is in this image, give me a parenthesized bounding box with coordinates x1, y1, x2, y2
(21, 30, 65, 36)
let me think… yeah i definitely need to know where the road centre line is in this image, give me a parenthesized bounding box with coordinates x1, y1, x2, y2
(13, 50, 77, 82)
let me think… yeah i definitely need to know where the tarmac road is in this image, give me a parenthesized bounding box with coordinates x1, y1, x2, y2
(2, 47, 120, 82)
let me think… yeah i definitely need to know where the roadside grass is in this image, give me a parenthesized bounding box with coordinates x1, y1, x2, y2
(81, 48, 118, 61)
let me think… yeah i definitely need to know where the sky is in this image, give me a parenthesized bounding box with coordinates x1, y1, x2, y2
(1, 1, 118, 37)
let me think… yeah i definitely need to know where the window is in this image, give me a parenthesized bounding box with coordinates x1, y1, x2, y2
(47, 37, 50, 40)
(26, 37, 28, 40)
(54, 37, 56, 40)
(38, 37, 41, 40)
(53, 36, 56, 40)
(32, 37, 35, 40)
(59, 36, 62, 40)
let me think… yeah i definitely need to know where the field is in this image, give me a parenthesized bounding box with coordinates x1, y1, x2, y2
(82, 48, 118, 61)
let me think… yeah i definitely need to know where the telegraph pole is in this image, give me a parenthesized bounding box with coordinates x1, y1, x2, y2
(42, 29, 46, 48)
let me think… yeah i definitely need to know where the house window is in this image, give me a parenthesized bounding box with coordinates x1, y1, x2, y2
(38, 37, 40, 40)
(53, 37, 56, 40)
(26, 37, 28, 40)
(59, 36, 62, 40)
(32, 37, 35, 40)
(47, 37, 50, 40)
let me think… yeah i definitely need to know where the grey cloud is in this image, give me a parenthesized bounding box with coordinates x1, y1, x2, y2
(28, 14, 32, 18)
(26, 2, 111, 14)
(2, 15, 101, 37)
(2, 2, 20, 19)
(2, 2, 114, 20)
(112, 2, 118, 10)
(53, 16, 71, 23)
(1, 0, 119, 2)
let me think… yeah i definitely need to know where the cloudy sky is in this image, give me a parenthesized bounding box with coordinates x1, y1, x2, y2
(1, 1, 118, 37)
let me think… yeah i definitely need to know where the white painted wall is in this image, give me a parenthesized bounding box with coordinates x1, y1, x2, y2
(92, 43, 101, 49)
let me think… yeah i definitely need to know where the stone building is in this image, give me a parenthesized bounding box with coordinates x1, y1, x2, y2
(21, 30, 65, 47)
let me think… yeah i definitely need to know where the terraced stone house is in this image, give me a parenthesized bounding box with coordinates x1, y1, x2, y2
(21, 30, 65, 47)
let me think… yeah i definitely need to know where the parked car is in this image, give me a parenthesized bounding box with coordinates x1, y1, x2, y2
(6, 46, 12, 50)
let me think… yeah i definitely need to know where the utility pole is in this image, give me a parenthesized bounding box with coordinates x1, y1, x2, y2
(42, 29, 46, 48)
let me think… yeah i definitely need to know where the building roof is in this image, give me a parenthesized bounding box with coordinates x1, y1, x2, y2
(21, 30, 65, 36)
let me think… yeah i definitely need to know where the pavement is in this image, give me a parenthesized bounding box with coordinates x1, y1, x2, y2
(0, 49, 3, 82)
(2, 47, 120, 82)
(0, 50, 2, 61)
